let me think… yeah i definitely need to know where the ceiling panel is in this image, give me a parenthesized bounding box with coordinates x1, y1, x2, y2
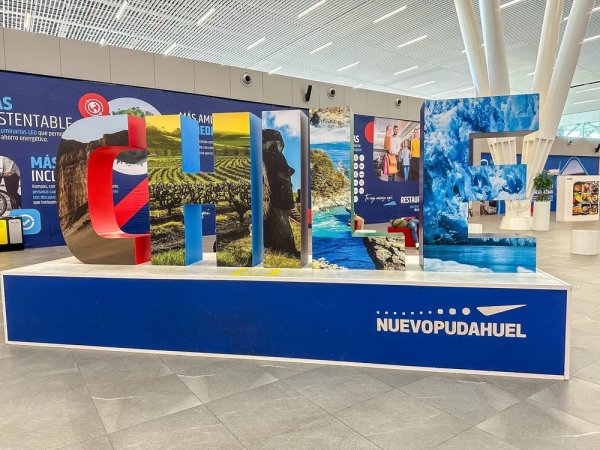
(1, 0, 599, 116)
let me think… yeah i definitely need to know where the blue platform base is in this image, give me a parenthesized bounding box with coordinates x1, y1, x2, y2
(2, 257, 571, 379)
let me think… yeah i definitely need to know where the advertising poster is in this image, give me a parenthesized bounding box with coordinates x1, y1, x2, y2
(0, 70, 288, 247)
(572, 180, 599, 216)
(310, 109, 407, 270)
(353, 115, 419, 229)
(262, 110, 309, 268)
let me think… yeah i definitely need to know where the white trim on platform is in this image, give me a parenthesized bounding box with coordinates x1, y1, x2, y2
(4, 339, 567, 381)
(1, 257, 572, 291)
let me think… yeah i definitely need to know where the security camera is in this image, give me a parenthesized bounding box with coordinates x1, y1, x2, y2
(595, 143, 600, 153)
(241, 72, 253, 87)
(394, 98, 402, 108)
(327, 87, 336, 99)
(567, 139, 572, 146)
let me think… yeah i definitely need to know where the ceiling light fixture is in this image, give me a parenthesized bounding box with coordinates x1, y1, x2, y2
(268, 66, 283, 74)
(458, 86, 475, 92)
(163, 43, 177, 55)
(100, 37, 106, 46)
(373, 5, 407, 23)
(583, 34, 600, 43)
(310, 41, 332, 54)
(527, 71, 535, 76)
(573, 99, 600, 105)
(576, 86, 600, 94)
(353, 83, 362, 89)
(499, 0, 525, 10)
(461, 44, 484, 53)
(337, 61, 360, 72)
(398, 35, 427, 48)
(197, 7, 216, 25)
(115, 1, 128, 21)
(298, 0, 326, 18)
(23, 12, 32, 31)
(394, 65, 419, 75)
(564, 6, 600, 21)
(412, 80, 435, 89)
(247, 37, 266, 50)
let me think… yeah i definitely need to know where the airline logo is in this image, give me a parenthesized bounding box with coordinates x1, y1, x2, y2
(376, 304, 527, 338)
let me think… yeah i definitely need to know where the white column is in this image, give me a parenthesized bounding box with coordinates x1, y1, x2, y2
(533, 0, 564, 121)
(454, 0, 490, 96)
(479, 0, 510, 95)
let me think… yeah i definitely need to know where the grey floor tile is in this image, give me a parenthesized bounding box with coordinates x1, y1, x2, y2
(474, 374, 558, 399)
(0, 345, 77, 385)
(207, 381, 328, 448)
(90, 373, 201, 433)
(173, 358, 278, 403)
(0, 388, 105, 450)
(434, 428, 517, 449)
(0, 368, 89, 418)
(56, 435, 113, 450)
(254, 359, 322, 380)
(160, 353, 231, 372)
(530, 378, 600, 426)
(477, 400, 600, 449)
(400, 374, 519, 426)
(574, 359, 600, 385)
(357, 366, 430, 388)
(253, 415, 379, 450)
(283, 365, 393, 413)
(109, 405, 243, 450)
(335, 389, 469, 450)
(79, 354, 173, 392)
(71, 347, 137, 368)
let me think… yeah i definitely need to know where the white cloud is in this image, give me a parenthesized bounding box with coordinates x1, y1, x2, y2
(263, 110, 301, 137)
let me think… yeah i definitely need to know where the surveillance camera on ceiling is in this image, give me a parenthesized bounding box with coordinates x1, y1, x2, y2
(241, 72, 253, 87)
(394, 98, 402, 108)
(327, 87, 336, 99)
(595, 143, 600, 153)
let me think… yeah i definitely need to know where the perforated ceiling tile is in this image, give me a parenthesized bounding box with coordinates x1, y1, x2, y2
(1, 0, 599, 112)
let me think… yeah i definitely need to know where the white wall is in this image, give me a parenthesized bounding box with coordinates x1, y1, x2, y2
(0, 28, 424, 121)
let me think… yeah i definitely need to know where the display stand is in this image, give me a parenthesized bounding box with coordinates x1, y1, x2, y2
(556, 175, 600, 222)
(2, 257, 570, 379)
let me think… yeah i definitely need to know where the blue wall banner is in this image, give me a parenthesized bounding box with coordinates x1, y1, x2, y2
(0, 70, 288, 247)
(3, 272, 568, 377)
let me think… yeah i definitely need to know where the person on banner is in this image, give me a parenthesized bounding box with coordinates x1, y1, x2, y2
(401, 139, 411, 181)
(391, 216, 420, 248)
(0, 155, 21, 213)
(388, 124, 402, 181)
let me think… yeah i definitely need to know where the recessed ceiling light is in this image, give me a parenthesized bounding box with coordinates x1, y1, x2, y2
(527, 71, 535, 76)
(247, 37, 266, 50)
(412, 80, 435, 89)
(99, 37, 106, 46)
(461, 44, 484, 53)
(298, 0, 326, 18)
(268, 66, 283, 74)
(458, 86, 475, 92)
(394, 65, 418, 75)
(564, 6, 600, 21)
(310, 42, 332, 54)
(197, 7, 216, 25)
(398, 35, 427, 48)
(23, 12, 32, 31)
(115, 1, 128, 21)
(576, 86, 600, 93)
(583, 34, 600, 43)
(499, 0, 525, 10)
(353, 83, 363, 89)
(573, 99, 600, 105)
(163, 43, 177, 55)
(337, 61, 360, 72)
(373, 5, 407, 24)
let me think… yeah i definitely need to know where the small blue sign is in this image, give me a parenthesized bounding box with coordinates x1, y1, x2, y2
(9, 209, 41, 235)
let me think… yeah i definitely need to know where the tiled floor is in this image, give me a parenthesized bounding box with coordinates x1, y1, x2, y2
(1, 214, 600, 449)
